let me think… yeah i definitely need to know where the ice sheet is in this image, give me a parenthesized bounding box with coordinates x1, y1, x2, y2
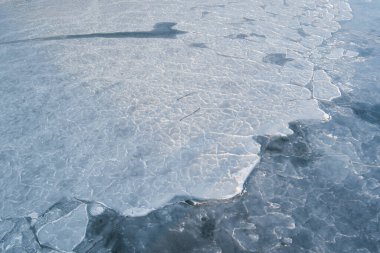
(0, 0, 352, 217)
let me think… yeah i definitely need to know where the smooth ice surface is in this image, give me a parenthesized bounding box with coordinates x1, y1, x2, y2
(0, 0, 351, 218)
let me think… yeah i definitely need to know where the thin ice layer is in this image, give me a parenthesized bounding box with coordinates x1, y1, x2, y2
(37, 204, 88, 252)
(0, 0, 351, 217)
(312, 70, 341, 100)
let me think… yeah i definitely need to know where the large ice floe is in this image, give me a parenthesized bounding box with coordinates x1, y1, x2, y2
(0, 0, 352, 221)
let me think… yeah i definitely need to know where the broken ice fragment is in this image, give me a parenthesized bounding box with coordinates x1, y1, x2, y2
(37, 204, 88, 252)
(313, 70, 341, 101)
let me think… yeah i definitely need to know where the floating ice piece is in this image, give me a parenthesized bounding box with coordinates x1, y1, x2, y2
(88, 203, 106, 216)
(345, 50, 359, 58)
(232, 227, 260, 250)
(37, 204, 88, 252)
(327, 48, 345, 59)
(0, 218, 41, 252)
(313, 70, 341, 101)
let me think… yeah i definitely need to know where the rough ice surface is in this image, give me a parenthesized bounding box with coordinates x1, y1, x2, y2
(74, 16, 380, 250)
(0, 0, 351, 218)
(0, 0, 379, 252)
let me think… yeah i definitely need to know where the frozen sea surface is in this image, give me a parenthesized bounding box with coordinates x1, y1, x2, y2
(72, 1, 380, 251)
(0, 0, 351, 218)
(1, 0, 379, 252)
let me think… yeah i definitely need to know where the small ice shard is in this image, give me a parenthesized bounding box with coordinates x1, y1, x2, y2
(37, 204, 88, 252)
(232, 226, 260, 250)
(183, 199, 206, 206)
(281, 237, 293, 245)
(344, 50, 359, 58)
(28, 212, 39, 226)
(312, 70, 341, 101)
(326, 48, 345, 59)
(88, 203, 106, 216)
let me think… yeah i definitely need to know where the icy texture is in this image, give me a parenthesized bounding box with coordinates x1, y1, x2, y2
(2, 0, 379, 252)
(0, 218, 43, 253)
(75, 100, 380, 252)
(37, 203, 88, 252)
(312, 70, 341, 100)
(0, 198, 87, 252)
(0, 0, 351, 218)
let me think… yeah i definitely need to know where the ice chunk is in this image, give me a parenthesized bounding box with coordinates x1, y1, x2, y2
(326, 48, 345, 59)
(313, 70, 341, 101)
(345, 50, 359, 58)
(232, 223, 259, 250)
(88, 203, 106, 216)
(0, 218, 41, 252)
(37, 204, 88, 252)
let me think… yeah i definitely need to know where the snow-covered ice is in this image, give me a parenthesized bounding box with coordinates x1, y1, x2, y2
(0, 0, 351, 219)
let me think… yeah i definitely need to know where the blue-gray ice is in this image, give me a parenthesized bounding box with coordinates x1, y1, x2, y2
(0, 0, 352, 222)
